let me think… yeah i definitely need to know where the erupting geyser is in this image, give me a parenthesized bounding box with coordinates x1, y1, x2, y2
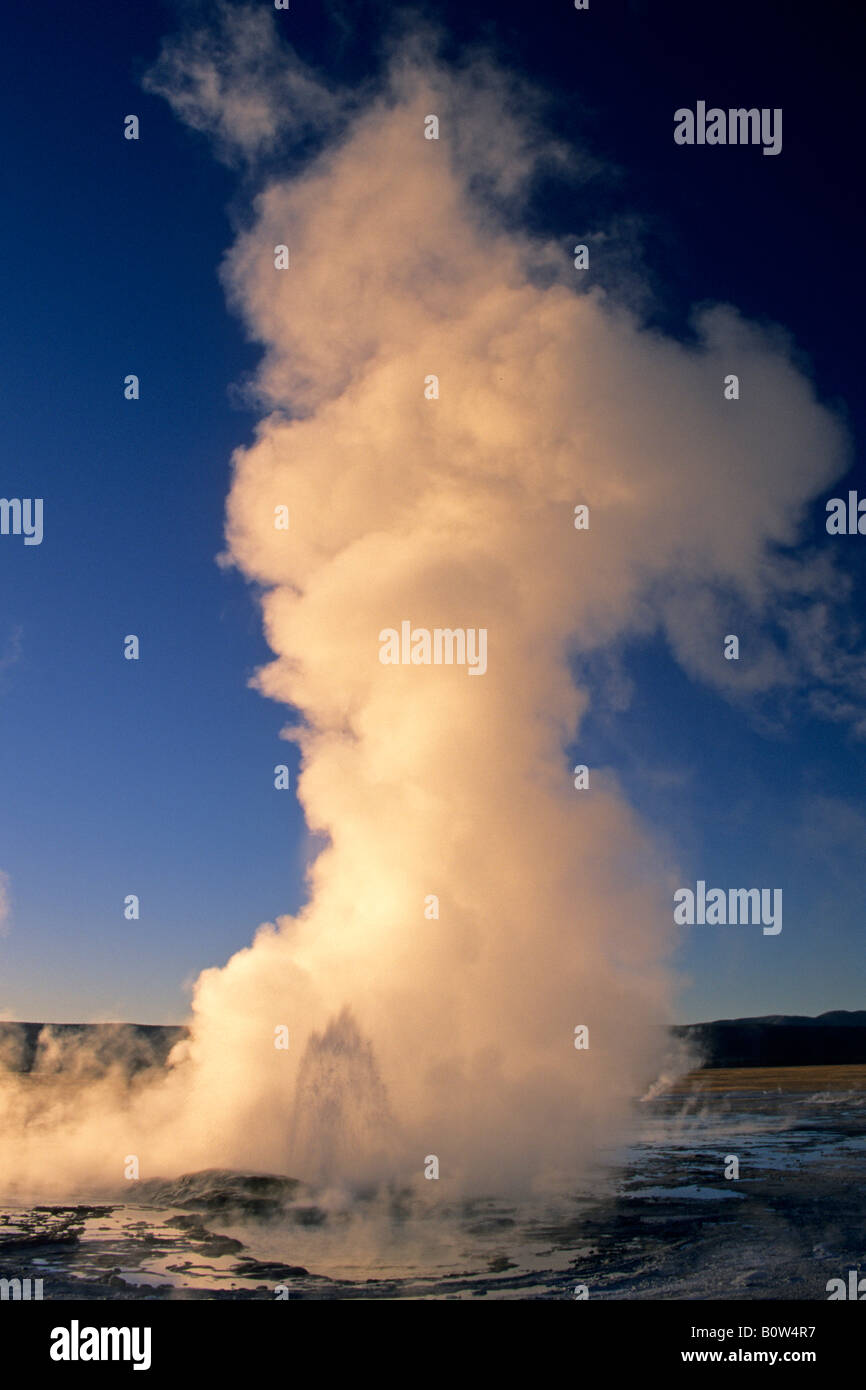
(0, 11, 849, 1200)
(290, 1009, 395, 1183)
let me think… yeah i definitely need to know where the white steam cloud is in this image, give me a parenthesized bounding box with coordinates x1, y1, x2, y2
(0, 7, 856, 1199)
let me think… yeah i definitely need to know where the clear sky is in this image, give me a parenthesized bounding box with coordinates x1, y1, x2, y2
(1, 0, 864, 1026)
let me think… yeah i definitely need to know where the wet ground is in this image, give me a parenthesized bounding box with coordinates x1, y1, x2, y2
(2, 1068, 864, 1300)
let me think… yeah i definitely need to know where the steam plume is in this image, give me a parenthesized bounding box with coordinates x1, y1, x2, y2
(0, 8, 854, 1198)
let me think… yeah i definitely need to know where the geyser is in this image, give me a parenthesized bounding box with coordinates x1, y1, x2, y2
(0, 9, 850, 1200)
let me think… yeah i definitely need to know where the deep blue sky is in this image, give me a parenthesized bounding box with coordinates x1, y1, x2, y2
(0, 0, 863, 1024)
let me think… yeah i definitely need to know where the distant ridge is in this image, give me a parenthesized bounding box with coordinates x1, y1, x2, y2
(674, 1011, 866, 1068)
(688, 1011, 866, 1029)
(1, 1013, 865, 1074)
